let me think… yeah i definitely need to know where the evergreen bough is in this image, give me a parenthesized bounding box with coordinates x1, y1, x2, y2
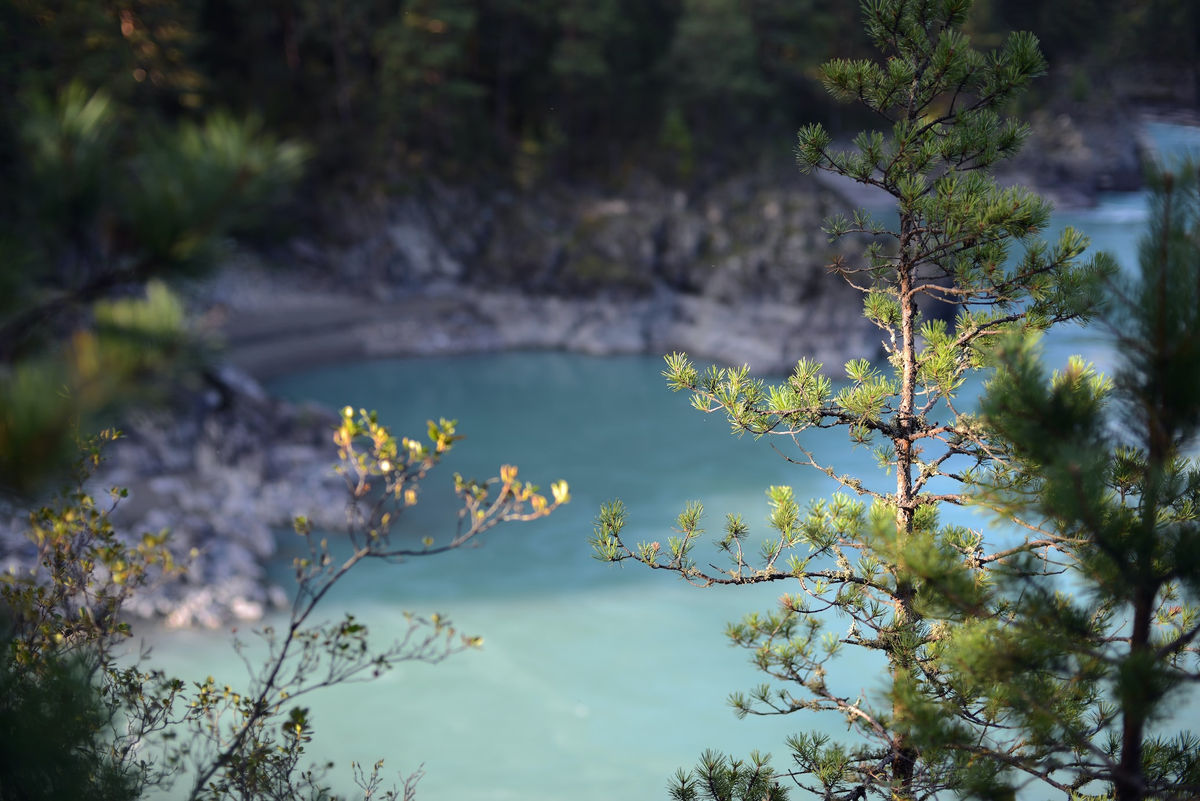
(939, 164, 1200, 801)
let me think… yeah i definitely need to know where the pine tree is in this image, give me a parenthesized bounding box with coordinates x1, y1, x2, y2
(592, 1, 1112, 798)
(921, 164, 1200, 800)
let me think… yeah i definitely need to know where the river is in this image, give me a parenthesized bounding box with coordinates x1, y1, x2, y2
(144, 123, 1199, 800)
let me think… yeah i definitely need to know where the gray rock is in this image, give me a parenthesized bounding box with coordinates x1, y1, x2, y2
(1003, 104, 1144, 204)
(6, 367, 353, 629)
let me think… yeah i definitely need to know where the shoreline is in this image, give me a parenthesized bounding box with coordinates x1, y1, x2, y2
(207, 111, 1192, 384)
(205, 279, 881, 382)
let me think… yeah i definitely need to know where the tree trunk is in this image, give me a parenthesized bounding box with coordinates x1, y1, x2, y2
(890, 246, 920, 799)
(1114, 590, 1155, 801)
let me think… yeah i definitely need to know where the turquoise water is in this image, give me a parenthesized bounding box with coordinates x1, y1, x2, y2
(144, 126, 1200, 800)
(150, 353, 879, 800)
(1146, 120, 1200, 168)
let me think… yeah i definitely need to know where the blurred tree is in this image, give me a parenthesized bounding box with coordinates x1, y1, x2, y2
(995, 0, 1120, 62)
(550, 0, 625, 115)
(4, 0, 1188, 183)
(0, 81, 305, 493)
(0, 0, 203, 233)
(665, 0, 768, 147)
(922, 164, 1200, 801)
(373, 0, 487, 165)
(193, 1, 312, 131)
(743, 0, 871, 133)
(984, 0, 1196, 100)
(475, 0, 556, 152)
(3, 81, 304, 345)
(1105, 0, 1198, 106)
(548, 0, 678, 168)
(1, 0, 206, 110)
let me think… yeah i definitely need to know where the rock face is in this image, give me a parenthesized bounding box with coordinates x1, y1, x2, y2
(468, 172, 851, 302)
(302, 169, 863, 300)
(209, 103, 1161, 381)
(1003, 107, 1145, 206)
(207, 168, 879, 377)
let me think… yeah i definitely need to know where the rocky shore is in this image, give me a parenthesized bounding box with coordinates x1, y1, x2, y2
(203, 165, 881, 379)
(0, 365, 348, 628)
(202, 104, 1156, 381)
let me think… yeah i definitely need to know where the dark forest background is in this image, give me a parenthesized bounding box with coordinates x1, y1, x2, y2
(4, 0, 1197, 196)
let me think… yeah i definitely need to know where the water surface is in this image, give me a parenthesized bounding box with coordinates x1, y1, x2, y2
(145, 124, 1200, 800)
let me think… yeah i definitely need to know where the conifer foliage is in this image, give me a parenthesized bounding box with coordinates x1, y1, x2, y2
(593, 1, 1113, 798)
(940, 164, 1200, 801)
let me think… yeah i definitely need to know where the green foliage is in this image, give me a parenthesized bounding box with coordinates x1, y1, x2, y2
(669, 750, 788, 801)
(0, 279, 193, 494)
(7, 81, 305, 309)
(1, 0, 206, 111)
(936, 164, 1200, 801)
(2, 0, 1185, 182)
(595, 2, 1116, 799)
(659, 105, 697, 180)
(0, 647, 140, 801)
(667, 0, 769, 136)
(17, 82, 116, 237)
(1, 430, 187, 798)
(990, 0, 1197, 67)
(373, 0, 486, 158)
(2, 415, 568, 800)
(124, 113, 307, 269)
(0, 80, 305, 493)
